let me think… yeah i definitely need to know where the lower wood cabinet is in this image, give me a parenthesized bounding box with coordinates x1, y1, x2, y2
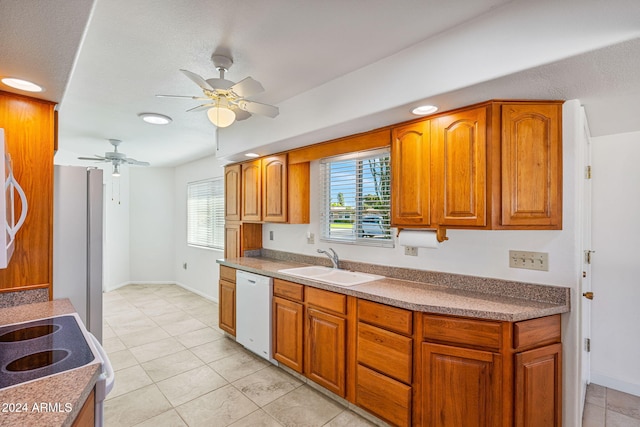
(305, 306, 346, 397)
(218, 266, 237, 336)
(421, 343, 502, 427)
(273, 296, 304, 373)
(356, 364, 412, 427)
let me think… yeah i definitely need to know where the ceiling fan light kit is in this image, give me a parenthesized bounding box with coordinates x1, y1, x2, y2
(157, 53, 279, 128)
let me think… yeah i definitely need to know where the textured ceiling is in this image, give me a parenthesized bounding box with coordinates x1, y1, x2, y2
(2, 0, 640, 168)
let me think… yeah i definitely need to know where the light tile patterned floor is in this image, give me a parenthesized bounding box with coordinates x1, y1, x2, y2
(103, 284, 380, 427)
(583, 383, 640, 427)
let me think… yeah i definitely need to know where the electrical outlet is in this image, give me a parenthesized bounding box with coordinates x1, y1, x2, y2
(509, 250, 549, 271)
(270, 231, 274, 241)
(404, 246, 418, 256)
(307, 233, 315, 244)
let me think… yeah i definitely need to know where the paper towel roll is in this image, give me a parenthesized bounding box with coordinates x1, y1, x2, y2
(398, 229, 440, 249)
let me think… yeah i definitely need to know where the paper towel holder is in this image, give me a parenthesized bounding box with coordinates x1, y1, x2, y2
(396, 226, 449, 243)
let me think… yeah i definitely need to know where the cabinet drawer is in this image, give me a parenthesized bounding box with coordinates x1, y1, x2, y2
(219, 265, 236, 283)
(514, 314, 561, 351)
(356, 364, 412, 427)
(357, 322, 412, 384)
(358, 299, 412, 335)
(423, 314, 502, 350)
(306, 287, 346, 315)
(274, 279, 304, 302)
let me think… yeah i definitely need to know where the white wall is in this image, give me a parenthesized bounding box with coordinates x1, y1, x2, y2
(129, 168, 176, 283)
(103, 170, 131, 291)
(173, 155, 226, 301)
(590, 130, 640, 396)
(263, 100, 584, 426)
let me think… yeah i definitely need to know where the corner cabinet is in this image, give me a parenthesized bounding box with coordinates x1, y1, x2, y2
(390, 101, 562, 231)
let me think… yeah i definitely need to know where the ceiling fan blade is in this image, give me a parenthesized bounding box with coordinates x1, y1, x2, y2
(180, 69, 213, 91)
(186, 103, 215, 113)
(230, 105, 252, 121)
(78, 156, 108, 162)
(156, 94, 210, 100)
(125, 158, 150, 166)
(238, 100, 279, 118)
(229, 77, 264, 98)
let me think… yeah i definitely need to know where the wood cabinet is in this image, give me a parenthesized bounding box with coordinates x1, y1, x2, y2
(241, 159, 262, 221)
(71, 389, 95, 427)
(0, 91, 56, 296)
(390, 100, 562, 231)
(391, 120, 432, 227)
(355, 300, 413, 426)
(273, 279, 304, 373)
(224, 164, 241, 221)
(421, 343, 502, 427)
(497, 102, 562, 229)
(218, 266, 237, 336)
(432, 107, 488, 227)
(224, 222, 262, 258)
(262, 155, 287, 222)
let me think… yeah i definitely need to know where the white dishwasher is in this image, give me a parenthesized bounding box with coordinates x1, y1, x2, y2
(235, 270, 275, 363)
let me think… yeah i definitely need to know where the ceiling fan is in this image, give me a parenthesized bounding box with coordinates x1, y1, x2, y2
(157, 54, 279, 128)
(78, 139, 150, 176)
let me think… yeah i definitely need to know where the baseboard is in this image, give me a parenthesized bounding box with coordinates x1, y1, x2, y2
(174, 281, 218, 303)
(590, 372, 640, 397)
(104, 281, 181, 293)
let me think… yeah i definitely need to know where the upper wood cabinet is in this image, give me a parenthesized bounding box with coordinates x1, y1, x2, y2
(432, 107, 488, 227)
(235, 154, 309, 224)
(241, 159, 262, 222)
(0, 91, 56, 295)
(224, 164, 241, 221)
(498, 102, 562, 229)
(391, 120, 431, 227)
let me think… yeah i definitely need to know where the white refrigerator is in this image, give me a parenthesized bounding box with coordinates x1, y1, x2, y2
(52, 166, 104, 342)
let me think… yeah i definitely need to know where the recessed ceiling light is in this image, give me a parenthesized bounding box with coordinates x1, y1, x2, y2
(138, 113, 172, 125)
(245, 153, 260, 158)
(1, 77, 43, 93)
(412, 105, 438, 116)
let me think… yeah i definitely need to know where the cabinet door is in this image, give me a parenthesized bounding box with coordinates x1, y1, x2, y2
(241, 159, 262, 221)
(262, 154, 287, 222)
(515, 343, 562, 427)
(218, 279, 236, 336)
(224, 164, 241, 221)
(224, 223, 241, 259)
(422, 343, 501, 427)
(391, 120, 431, 226)
(501, 103, 562, 228)
(432, 107, 487, 227)
(305, 307, 346, 397)
(273, 296, 304, 373)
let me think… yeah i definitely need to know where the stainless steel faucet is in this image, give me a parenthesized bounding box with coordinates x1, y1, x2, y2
(317, 248, 339, 269)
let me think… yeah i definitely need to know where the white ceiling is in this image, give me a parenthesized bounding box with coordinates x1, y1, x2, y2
(2, 0, 640, 168)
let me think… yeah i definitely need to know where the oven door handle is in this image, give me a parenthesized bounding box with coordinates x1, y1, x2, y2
(89, 333, 115, 401)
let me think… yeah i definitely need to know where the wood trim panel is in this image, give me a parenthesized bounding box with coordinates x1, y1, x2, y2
(288, 128, 390, 164)
(71, 388, 94, 427)
(273, 279, 304, 301)
(357, 299, 412, 336)
(423, 314, 502, 351)
(513, 314, 561, 352)
(287, 162, 310, 224)
(306, 287, 347, 315)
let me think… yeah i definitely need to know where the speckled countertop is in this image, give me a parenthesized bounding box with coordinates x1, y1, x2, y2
(218, 254, 570, 322)
(0, 299, 101, 427)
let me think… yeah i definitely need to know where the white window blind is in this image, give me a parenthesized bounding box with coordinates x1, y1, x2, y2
(187, 178, 224, 250)
(320, 148, 392, 246)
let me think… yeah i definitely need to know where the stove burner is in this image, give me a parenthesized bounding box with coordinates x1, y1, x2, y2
(6, 350, 70, 372)
(0, 324, 60, 342)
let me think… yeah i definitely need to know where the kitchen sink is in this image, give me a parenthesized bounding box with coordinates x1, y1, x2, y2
(278, 266, 384, 286)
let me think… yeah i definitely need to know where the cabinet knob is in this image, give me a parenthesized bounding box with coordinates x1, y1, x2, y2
(583, 291, 594, 300)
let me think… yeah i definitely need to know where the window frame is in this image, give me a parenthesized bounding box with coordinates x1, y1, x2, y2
(187, 177, 225, 251)
(319, 148, 393, 248)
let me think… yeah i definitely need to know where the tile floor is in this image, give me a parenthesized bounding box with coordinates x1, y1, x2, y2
(583, 383, 640, 426)
(102, 284, 380, 427)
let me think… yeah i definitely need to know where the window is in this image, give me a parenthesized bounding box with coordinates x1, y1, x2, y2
(320, 148, 392, 246)
(187, 178, 224, 250)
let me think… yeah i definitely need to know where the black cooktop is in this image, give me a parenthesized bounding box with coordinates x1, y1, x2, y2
(0, 315, 96, 389)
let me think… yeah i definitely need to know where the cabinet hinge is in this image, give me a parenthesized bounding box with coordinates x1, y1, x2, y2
(586, 338, 591, 352)
(586, 166, 592, 179)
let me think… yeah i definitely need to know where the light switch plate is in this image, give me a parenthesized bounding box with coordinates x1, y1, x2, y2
(404, 246, 418, 256)
(509, 250, 549, 271)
